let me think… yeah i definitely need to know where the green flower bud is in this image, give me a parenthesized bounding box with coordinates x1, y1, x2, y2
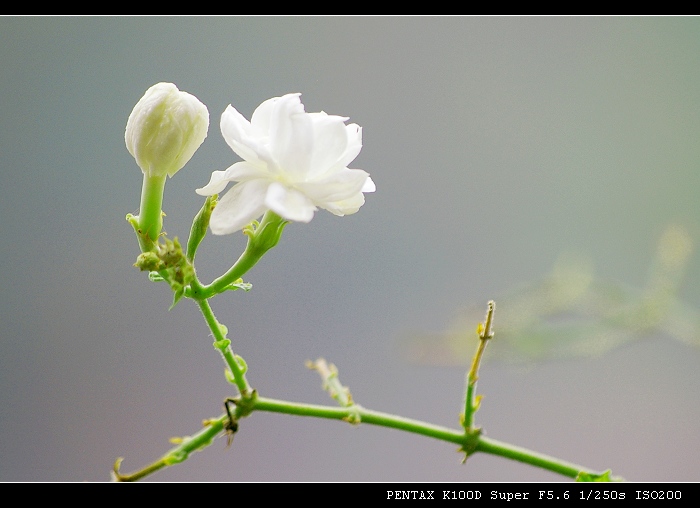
(125, 82, 209, 178)
(134, 251, 162, 272)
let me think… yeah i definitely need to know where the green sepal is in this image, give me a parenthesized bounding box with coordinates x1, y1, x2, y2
(186, 195, 217, 262)
(244, 211, 288, 256)
(575, 469, 623, 482)
(126, 213, 157, 253)
(169, 286, 185, 310)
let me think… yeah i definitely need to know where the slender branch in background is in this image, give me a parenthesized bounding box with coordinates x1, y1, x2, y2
(462, 300, 494, 432)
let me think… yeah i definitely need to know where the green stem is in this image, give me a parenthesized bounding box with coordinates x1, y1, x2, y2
(198, 211, 285, 299)
(248, 396, 605, 479)
(200, 248, 261, 299)
(475, 435, 588, 479)
(254, 396, 466, 445)
(138, 173, 167, 244)
(113, 416, 226, 482)
(194, 297, 251, 396)
(117, 394, 603, 481)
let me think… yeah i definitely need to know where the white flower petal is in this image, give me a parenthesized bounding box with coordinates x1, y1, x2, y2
(265, 182, 316, 223)
(251, 94, 298, 132)
(198, 94, 373, 234)
(362, 176, 376, 193)
(209, 179, 270, 235)
(297, 168, 371, 204)
(338, 124, 363, 168)
(306, 113, 350, 180)
(196, 161, 269, 196)
(196, 170, 230, 196)
(224, 160, 271, 182)
(220, 105, 272, 166)
(322, 192, 366, 216)
(269, 95, 313, 177)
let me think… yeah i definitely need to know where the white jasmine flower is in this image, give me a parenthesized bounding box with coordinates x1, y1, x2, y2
(196, 93, 375, 235)
(126, 82, 209, 178)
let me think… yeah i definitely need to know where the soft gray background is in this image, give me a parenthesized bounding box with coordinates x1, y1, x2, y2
(1, 17, 699, 482)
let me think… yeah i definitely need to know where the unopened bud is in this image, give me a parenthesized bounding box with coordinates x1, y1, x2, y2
(125, 82, 209, 178)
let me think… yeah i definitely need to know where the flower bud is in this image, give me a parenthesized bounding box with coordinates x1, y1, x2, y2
(125, 82, 209, 178)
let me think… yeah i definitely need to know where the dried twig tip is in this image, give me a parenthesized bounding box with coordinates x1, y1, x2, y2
(480, 300, 495, 339)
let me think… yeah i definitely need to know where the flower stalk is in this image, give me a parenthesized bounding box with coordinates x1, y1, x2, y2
(195, 211, 287, 299)
(138, 173, 167, 244)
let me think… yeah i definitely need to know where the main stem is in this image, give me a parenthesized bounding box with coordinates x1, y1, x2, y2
(475, 436, 586, 478)
(253, 397, 595, 479)
(114, 395, 599, 481)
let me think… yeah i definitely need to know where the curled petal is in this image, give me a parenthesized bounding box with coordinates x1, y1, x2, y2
(220, 105, 272, 167)
(196, 170, 230, 196)
(196, 161, 269, 196)
(362, 176, 376, 193)
(265, 182, 317, 223)
(222, 160, 271, 182)
(209, 179, 270, 235)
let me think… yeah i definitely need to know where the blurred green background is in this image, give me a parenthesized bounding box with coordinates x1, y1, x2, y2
(1, 16, 699, 481)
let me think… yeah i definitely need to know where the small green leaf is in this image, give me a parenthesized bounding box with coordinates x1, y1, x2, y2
(163, 450, 188, 465)
(213, 338, 231, 351)
(169, 286, 185, 310)
(234, 354, 248, 375)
